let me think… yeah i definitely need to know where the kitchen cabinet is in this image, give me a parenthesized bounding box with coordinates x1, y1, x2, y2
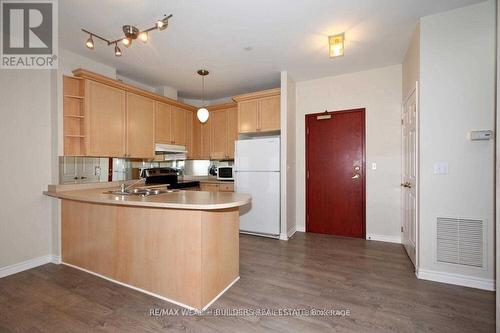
(86, 80, 126, 157)
(126, 93, 155, 158)
(258, 95, 280, 131)
(226, 107, 238, 159)
(186, 110, 194, 159)
(237, 100, 258, 134)
(69, 69, 197, 159)
(219, 183, 234, 192)
(171, 106, 188, 145)
(155, 102, 172, 144)
(210, 109, 228, 160)
(200, 121, 211, 159)
(155, 103, 189, 146)
(199, 182, 234, 192)
(233, 88, 280, 134)
(200, 183, 219, 192)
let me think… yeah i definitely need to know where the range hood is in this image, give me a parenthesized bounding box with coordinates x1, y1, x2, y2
(155, 143, 187, 153)
(154, 143, 187, 161)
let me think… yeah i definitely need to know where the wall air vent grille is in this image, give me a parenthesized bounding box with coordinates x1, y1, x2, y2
(436, 217, 483, 268)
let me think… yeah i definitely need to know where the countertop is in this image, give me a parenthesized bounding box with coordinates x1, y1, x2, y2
(44, 187, 250, 211)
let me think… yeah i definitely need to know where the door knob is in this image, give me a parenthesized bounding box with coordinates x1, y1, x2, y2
(352, 174, 360, 179)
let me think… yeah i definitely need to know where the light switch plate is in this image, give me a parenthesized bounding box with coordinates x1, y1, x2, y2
(433, 162, 449, 175)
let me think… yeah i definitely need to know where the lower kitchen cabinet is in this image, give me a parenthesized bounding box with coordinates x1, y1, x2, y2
(199, 182, 234, 192)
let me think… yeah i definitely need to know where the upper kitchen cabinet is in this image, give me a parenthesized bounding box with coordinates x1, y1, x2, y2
(86, 80, 126, 157)
(63, 76, 86, 156)
(154, 102, 172, 144)
(171, 106, 188, 145)
(69, 68, 197, 158)
(233, 88, 280, 134)
(226, 106, 238, 159)
(126, 93, 155, 159)
(209, 109, 228, 160)
(154, 102, 189, 146)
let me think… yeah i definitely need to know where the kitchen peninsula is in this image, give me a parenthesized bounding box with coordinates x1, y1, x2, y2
(45, 185, 251, 311)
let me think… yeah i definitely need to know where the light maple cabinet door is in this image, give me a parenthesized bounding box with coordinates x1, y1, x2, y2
(210, 109, 228, 160)
(155, 102, 172, 144)
(200, 183, 219, 192)
(258, 95, 280, 131)
(186, 110, 194, 159)
(126, 93, 155, 159)
(171, 106, 187, 145)
(226, 107, 238, 159)
(86, 80, 126, 157)
(191, 117, 202, 159)
(200, 120, 211, 159)
(238, 100, 258, 133)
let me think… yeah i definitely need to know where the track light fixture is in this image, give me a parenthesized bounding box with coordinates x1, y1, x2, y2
(82, 14, 172, 56)
(114, 43, 122, 57)
(85, 35, 94, 49)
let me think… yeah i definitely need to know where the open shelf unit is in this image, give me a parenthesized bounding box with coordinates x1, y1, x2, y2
(63, 76, 86, 156)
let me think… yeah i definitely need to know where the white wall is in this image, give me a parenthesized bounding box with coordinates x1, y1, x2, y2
(0, 70, 53, 269)
(418, 0, 495, 287)
(280, 71, 297, 239)
(402, 24, 420, 101)
(295, 65, 403, 241)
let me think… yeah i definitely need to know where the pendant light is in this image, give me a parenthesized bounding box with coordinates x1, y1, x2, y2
(196, 69, 209, 123)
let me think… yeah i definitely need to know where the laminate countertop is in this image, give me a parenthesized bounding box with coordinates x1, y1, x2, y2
(44, 187, 250, 211)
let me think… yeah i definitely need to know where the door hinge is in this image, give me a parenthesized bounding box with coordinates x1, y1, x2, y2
(306, 127, 309, 135)
(401, 226, 404, 232)
(307, 170, 309, 179)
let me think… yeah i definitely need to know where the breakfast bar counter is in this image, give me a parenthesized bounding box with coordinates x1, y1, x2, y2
(45, 185, 251, 311)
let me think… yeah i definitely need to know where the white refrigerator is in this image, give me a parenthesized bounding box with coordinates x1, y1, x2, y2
(234, 137, 280, 237)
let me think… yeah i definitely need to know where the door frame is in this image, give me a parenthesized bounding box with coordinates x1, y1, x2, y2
(305, 108, 366, 238)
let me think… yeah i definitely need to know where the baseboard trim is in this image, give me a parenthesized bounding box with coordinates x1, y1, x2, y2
(366, 234, 401, 244)
(62, 262, 239, 311)
(296, 225, 306, 232)
(0, 254, 59, 278)
(287, 225, 297, 239)
(417, 269, 495, 291)
(202, 276, 240, 311)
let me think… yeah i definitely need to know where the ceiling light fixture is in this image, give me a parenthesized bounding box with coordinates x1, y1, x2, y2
(85, 35, 94, 49)
(122, 37, 132, 47)
(82, 14, 172, 56)
(329, 33, 345, 58)
(139, 31, 148, 42)
(114, 43, 122, 57)
(196, 69, 210, 123)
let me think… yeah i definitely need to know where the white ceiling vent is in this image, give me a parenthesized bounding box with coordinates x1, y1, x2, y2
(436, 217, 484, 268)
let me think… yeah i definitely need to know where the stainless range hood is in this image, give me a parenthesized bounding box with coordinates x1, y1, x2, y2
(154, 143, 187, 161)
(155, 143, 187, 153)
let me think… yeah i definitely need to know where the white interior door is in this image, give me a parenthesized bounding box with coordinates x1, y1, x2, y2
(402, 86, 418, 267)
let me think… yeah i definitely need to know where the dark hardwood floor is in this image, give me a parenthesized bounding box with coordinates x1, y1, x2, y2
(0, 232, 495, 332)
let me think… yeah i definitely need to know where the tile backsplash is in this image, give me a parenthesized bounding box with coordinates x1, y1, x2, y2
(59, 157, 233, 184)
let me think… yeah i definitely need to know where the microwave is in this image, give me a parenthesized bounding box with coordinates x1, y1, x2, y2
(217, 166, 234, 180)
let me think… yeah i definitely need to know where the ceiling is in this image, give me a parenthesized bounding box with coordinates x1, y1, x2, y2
(60, 0, 483, 99)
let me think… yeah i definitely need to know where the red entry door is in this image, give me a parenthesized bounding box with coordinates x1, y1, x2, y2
(306, 109, 366, 238)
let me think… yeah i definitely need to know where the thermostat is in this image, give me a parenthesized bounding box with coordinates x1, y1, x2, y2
(470, 130, 493, 141)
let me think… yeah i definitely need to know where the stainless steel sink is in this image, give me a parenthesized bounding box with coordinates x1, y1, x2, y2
(105, 188, 178, 196)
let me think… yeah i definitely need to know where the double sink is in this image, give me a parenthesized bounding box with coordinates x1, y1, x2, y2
(105, 187, 178, 197)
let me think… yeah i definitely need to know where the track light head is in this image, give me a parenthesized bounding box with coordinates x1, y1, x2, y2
(85, 35, 94, 49)
(114, 44, 122, 56)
